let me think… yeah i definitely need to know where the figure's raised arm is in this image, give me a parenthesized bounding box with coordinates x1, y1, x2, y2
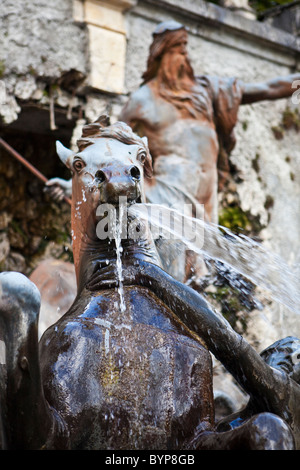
(241, 73, 300, 105)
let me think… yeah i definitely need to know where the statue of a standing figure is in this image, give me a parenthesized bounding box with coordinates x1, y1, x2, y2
(119, 20, 300, 281)
(46, 20, 300, 282)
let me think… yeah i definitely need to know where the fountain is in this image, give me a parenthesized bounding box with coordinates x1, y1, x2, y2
(0, 116, 299, 450)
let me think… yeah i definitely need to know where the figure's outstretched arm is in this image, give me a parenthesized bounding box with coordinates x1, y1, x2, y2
(241, 73, 300, 105)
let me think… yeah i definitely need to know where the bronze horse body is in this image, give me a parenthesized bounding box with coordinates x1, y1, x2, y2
(0, 117, 298, 450)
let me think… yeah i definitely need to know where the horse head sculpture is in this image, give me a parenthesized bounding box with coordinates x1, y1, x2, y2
(55, 115, 154, 289)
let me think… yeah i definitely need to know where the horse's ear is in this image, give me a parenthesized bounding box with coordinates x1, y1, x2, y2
(56, 141, 73, 168)
(142, 136, 148, 147)
(95, 115, 111, 127)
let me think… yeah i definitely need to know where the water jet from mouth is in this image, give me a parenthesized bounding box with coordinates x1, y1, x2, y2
(128, 203, 300, 315)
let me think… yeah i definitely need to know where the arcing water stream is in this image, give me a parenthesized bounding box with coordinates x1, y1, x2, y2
(128, 203, 300, 315)
(113, 204, 126, 312)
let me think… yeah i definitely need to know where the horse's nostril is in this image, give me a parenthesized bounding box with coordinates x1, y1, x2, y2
(130, 166, 141, 181)
(95, 170, 106, 184)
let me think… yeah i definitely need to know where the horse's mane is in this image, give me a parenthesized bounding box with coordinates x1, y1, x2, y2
(77, 115, 153, 178)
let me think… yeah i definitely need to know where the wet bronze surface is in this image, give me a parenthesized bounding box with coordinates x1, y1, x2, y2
(40, 287, 214, 449)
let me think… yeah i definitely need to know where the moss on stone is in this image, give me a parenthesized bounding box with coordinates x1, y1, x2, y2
(0, 61, 5, 78)
(272, 108, 300, 140)
(249, 0, 293, 14)
(205, 285, 249, 333)
(282, 108, 300, 132)
(242, 121, 248, 131)
(264, 195, 274, 210)
(218, 206, 251, 233)
(251, 153, 260, 173)
(271, 125, 284, 140)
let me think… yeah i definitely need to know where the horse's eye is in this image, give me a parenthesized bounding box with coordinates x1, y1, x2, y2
(73, 159, 85, 172)
(138, 151, 147, 164)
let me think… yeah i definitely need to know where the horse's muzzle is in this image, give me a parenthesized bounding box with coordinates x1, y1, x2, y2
(96, 165, 142, 205)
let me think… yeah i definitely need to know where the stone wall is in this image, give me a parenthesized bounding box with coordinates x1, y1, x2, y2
(262, 0, 300, 37)
(0, 0, 299, 352)
(0, 0, 88, 124)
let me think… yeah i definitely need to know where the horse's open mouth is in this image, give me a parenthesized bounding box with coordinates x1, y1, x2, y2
(107, 192, 142, 207)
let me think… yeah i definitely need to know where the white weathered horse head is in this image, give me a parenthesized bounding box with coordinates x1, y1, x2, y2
(55, 115, 154, 287)
(56, 115, 151, 206)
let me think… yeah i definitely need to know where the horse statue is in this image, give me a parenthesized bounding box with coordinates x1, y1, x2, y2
(0, 116, 299, 450)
